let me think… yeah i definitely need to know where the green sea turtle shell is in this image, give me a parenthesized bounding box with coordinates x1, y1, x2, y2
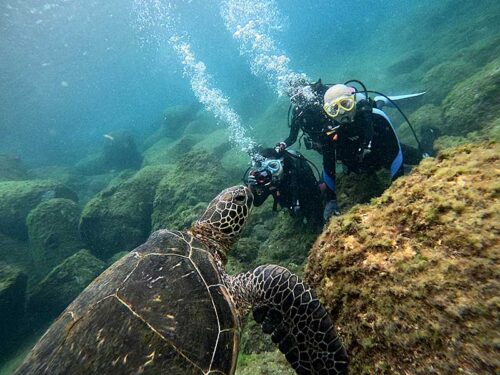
(15, 229, 240, 375)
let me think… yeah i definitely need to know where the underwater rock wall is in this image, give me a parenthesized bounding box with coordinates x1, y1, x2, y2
(27, 198, 84, 277)
(306, 143, 499, 374)
(79, 165, 169, 259)
(0, 180, 78, 240)
(0, 263, 27, 358)
(27, 249, 106, 323)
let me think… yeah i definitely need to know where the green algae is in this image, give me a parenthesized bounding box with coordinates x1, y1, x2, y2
(306, 143, 500, 374)
(0, 180, 77, 240)
(442, 58, 500, 136)
(0, 263, 27, 358)
(27, 249, 105, 323)
(152, 149, 236, 230)
(79, 165, 169, 259)
(27, 198, 84, 277)
(235, 351, 296, 375)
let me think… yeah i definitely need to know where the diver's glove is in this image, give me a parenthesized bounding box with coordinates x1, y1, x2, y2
(246, 171, 257, 186)
(275, 142, 287, 154)
(247, 175, 256, 186)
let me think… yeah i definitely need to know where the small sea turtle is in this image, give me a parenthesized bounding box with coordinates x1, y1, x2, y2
(15, 186, 347, 375)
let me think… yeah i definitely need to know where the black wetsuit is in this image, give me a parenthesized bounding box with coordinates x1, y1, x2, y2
(251, 151, 323, 226)
(282, 95, 420, 199)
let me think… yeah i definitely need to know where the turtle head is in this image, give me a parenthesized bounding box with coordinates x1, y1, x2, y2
(192, 185, 253, 262)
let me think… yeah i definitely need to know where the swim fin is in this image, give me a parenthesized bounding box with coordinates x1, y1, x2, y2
(374, 92, 426, 109)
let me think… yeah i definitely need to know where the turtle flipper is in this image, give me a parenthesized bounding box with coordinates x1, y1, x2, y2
(230, 265, 348, 375)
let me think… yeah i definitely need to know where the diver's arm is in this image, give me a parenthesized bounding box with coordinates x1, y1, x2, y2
(250, 186, 270, 207)
(281, 109, 300, 147)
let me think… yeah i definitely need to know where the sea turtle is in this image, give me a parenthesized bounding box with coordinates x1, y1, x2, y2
(15, 185, 347, 375)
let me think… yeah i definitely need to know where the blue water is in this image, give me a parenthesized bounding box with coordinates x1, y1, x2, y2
(0, 0, 446, 165)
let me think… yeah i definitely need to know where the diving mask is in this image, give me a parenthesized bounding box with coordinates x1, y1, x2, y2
(249, 158, 284, 186)
(323, 95, 356, 119)
(258, 159, 283, 175)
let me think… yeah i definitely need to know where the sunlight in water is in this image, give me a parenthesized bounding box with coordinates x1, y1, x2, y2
(220, 0, 317, 103)
(133, 0, 255, 153)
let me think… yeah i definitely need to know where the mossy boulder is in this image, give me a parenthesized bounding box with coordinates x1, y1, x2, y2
(163, 104, 197, 138)
(442, 58, 500, 135)
(142, 134, 202, 166)
(422, 59, 476, 104)
(0, 180, 77, 240)
(142, 137, 174, 166)
(79, 166, 169, 259)
(183, 110, 218, 136)
(306, 143, 499, 374)
(0, 262, 28, 357)
(27, 250, 105, 322)
(76, 132, 142, 174)
(257, 213, 317, 268)
(387, 51, 425, 76)
(232, 237, 260, 264)
(152, 149, 234, 230)
(102, 131, 142, 170)
(336, 169, 392, 212)
(27, 198, 84, 277)
(0, 233, 31, 272)
(399, 104, 444, 145)
(0, 155, 28, 182)
(145, 105, 198, 147)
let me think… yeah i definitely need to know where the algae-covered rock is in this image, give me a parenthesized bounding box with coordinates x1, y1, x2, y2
(257, 213, 317, 269)
(183, 110, 218, 136)
(0, 233, 31, 272)
(76, 132, 142, 174)
(0, 180, 77, 240)
(399, 104, 444, 145)
(235, 350, 295, 375)
(27, 198, 84, 276)
(232, 237, 260, 264)
(0, 262, 28, 357)
(163, 104, 197, 138)
(306, 143, 499, 374)
(442, 58, 500, 135)
(422, 59, 476, 104)
(28, 165, 123, 205)
(387, 51, 425, 76)
(336, 169, 392, 212)
(151, 149, 234, 230)
(27, 250, 105, 322)
(142, 134, 202, 166)
(102, 130, 142, 170)
(0, 155, 28, 182)
(79, 165, 169, 259)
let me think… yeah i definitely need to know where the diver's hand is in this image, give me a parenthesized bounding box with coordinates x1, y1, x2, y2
(246, 173, 257, 186)
(275, 142, 287, 154)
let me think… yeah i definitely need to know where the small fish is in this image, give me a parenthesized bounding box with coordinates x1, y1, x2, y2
(103, 134, 114, 141)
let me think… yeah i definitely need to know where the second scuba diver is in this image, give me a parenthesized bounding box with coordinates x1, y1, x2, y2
(245, 147, 323, 229)
(276, 80, 438, 220)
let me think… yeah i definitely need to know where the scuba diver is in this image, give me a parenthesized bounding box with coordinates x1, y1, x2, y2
(245, 147, 323, 228)
(276, 80, 438, 220)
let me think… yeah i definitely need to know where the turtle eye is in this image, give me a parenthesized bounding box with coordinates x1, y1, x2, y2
(234, 194, 246, 204)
